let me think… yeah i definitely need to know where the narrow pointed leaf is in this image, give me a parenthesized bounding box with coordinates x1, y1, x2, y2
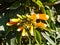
(34, 30, 42, 45)
(41, 32, 55, 45)
(8, 1, 20, 9)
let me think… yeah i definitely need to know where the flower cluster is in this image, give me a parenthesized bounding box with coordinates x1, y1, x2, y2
(6, 13, 49, 36)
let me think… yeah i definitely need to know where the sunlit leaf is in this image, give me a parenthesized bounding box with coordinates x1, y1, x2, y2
(8, 1, 20, 10)
(34, 30, 42, 45)
(41, 32, 55, 45)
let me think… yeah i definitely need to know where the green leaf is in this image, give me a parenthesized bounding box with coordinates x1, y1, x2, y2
(8, 1, 20, 10)
(16, 32, 22, 45)
(32, 0, 43, 7)
(54, 0, 60, 4)
(50, 0, 56, 3)
(6, 37, 16, 45)
(32, 0, 46, 13)
(45, 7, 56, 30)
(41, 32, 55, 45)
(29, 38, 32, 45)
(5, 31, 16, 45)
(11, 37, 16, 45)
(0, 25, 4, 31)
(34, 30, 42, 45)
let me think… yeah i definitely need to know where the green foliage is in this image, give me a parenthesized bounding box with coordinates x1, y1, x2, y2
(34, 30, 42, 45)
(8, 1, 20, 10)
(41, 32, 55, 45)
(0, 0, 60, 45)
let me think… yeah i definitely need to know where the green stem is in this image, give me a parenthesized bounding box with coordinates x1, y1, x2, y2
(20, 36, 22, 45)
(29, 38, 31, 45)
(54, 31, 57, 45)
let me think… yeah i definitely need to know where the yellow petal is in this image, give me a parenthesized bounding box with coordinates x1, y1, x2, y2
(26, 14, 31, 19)
(10, 18, 20, 22)
(30, 25, 34, 36)
(17, 14, 23, 19)
(22, 28, 26, 36)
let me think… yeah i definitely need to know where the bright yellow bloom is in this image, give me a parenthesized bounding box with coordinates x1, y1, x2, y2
(10, 18, 20, 22)
(30, 25, 34, 36)
(22, 28, 26, 36)
(6, 22, 16, 26)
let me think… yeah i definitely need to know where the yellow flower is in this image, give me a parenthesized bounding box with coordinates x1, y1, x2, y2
(6, 13, 49, 37)
(30, 25, 34, 36)
(6, 22, 16, 26)
(10, 18, 20, 22)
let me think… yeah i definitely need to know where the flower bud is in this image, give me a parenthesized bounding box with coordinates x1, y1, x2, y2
(38, 14, 49, 20)
(10, 18, 20, 22)
(22, 28, 26, 36)
(36, 22, 47, 28)
(30, 25, 34, 36)
(6, 22, 16, 26)
(17, 14, 23, 19)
